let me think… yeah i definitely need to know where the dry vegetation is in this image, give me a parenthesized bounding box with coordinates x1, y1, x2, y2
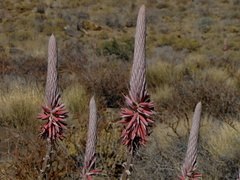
(0, 0, 239, 179)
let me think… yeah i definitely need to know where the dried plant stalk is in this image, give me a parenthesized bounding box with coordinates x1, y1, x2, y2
(38, 35, 68, 179)
(178, 102, 202, 180)
(82, 96, 100, 180)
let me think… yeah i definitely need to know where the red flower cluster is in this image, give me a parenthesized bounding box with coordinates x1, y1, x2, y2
(178, 161, 201, 180)
(81, 169, 101, 180)
(179, 160, 201, 179)
(178, 173, 201, 180)
(119, 93, 154, 152)
(37, 103, 68, 142)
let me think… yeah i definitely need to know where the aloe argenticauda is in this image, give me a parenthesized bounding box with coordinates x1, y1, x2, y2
(178, 102, 202, 180)
(37, 34, 68, 143)
(82, 96, 101, 180)
(119, 5, 154, 153)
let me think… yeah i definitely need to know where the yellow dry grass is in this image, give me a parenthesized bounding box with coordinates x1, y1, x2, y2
(200, 67, 230, 83)
(0, 82, 43, 130)
(151, 84, 174, 102)
(147, 60, 180, 87)
(62, 83, 88, 116)
(205, 118, 240, 160)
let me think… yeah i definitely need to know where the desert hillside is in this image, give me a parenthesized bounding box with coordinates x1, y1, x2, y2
(0, 0, 239, 179)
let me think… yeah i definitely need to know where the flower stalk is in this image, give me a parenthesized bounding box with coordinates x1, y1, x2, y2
(38, 35, 68, 179)
(120, 5, 154, 180)
(82, 96, 101, 180)
(178, 102, 202, 180)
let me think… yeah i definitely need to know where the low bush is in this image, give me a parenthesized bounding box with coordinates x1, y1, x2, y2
(160, 34, 201, 51)
(83, 59, 130, 108)
(101, 38, 134, 61)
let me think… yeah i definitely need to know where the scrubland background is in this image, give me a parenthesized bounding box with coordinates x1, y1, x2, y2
(0, 0, 240, 179)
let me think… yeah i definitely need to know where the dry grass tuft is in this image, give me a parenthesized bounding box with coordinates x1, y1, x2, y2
(63, 84, 88, 116)
(151, 84, 174, 102)
(0, 83, 43, 131)
(147, 60, 179, 88)
(206, 119, 240, 160)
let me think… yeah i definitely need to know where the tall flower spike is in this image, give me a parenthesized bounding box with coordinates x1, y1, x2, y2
(37, 34, 68, 143)
(119, 5, 154, 153)
(129, 4, 146, 103)
(45, 34, 59, 108)
(178, 102, 202, 180)
(82, 96, 101, 180)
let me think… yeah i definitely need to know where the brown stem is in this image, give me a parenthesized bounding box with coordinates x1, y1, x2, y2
(121, 152, 133, 180)
(39, 139, 53, 180)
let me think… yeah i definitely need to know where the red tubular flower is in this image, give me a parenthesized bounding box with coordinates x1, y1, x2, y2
(177, 172, 202, 180)
(119, 5, 154, 153)
(81, 169, 101, 180)
(120, 94, 154, 152)
(37, 103, 68, 142)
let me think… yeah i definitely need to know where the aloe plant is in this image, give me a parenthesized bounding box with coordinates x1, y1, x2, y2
(37, 35, 68, 142)
(37, 35, 68, 179)
(119, 5, 154, 180)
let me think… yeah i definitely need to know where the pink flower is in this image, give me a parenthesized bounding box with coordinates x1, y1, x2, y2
(177, 174, 201, 180)
(120, 94, 154, 152)
(37, 103, 68, 142)
(81, 169, 101, 180)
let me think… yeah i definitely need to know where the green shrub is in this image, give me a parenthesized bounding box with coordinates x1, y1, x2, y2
(43, 19, 66, 36)
(228, 41, 240, 51)
(182, 53, 209, 76)
(82, 59, 129, 108)
(160, 34, 201, 51)
(15, 2, 35, 13)
(101, 38, 134, 61)
(228, 26, 239, 33)
(198, 17, 214, 33)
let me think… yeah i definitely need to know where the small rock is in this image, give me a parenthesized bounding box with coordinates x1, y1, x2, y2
(82, 20, 102, 31)
(51, 2, 61, 8)
(65, 29, 83, 37)
(9, 48, 23, 54)
(77, 12, 89, 19)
